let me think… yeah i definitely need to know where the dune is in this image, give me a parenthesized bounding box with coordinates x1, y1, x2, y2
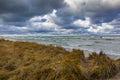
(0, 39, 120, 80)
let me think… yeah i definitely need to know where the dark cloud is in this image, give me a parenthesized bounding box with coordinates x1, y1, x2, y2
(0, 0, 66, 24)
(89, 10, 120, 24)
(1, 0, 119, 24)
(31, 0, 65, 9)
(0, 0, 28, 13)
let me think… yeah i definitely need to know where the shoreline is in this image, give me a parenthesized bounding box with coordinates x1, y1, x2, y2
(1, 38, 120, 60)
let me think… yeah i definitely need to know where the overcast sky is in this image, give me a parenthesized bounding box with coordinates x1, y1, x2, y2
(0, 0, 120, 35)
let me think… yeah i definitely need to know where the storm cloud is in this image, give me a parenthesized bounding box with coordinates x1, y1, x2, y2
(0, 0, 120, 35)
(0, 0, 65, 23)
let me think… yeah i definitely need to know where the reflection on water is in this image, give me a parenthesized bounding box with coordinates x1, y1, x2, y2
(0, 35, 120, 56)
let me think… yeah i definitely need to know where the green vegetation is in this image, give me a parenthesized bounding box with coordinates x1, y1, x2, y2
(0, 39, 120, 80)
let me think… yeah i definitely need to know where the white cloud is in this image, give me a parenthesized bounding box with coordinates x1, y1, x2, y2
(30, 22, 59, 31)
(88, 23, 114, 33)
(15, 26, 29, 31)
(72, 17, 114, 34)
(73, 17, 90, 28)
(29, 10, 57, 23)
(64, 0, 83, 12)
(28, 10, 61, 31)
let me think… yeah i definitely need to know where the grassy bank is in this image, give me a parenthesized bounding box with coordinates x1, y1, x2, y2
(0, 39, 120, 80)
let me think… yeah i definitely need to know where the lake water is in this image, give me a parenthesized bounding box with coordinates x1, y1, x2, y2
(0, 35, 120, 56)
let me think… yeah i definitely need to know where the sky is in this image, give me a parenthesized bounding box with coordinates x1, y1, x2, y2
(0, 0, 120, 35)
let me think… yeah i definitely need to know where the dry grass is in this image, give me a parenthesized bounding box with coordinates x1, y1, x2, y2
(0, 39, 120, 80)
